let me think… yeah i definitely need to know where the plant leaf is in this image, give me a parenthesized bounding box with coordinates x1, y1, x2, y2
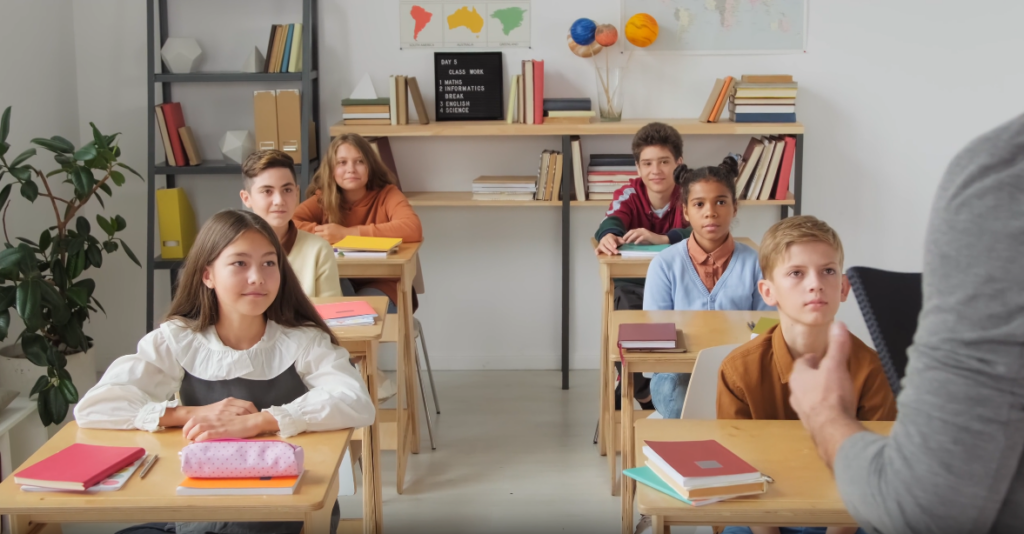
(96, 215, 114, 236)
(0, 246, 23, 276)
(48, 386, 68, 425)
(91, 123, 107, 150)
(110, 170, 125, 186)
(38, 230, 52, 256)
(119, 239, 141, 267)
(31, 138, 69, 154)
(50, 258, 67, 289)
(114, 215, 127, 232)
(68, 236, 85, 256)
(20, 180, 39, 202)
(54, 317, 88, 353)
(16, 279, 44, 331)
(0, 183, 11, 212)
(29, 375, 49, 397)
(10, 148, 36, 168)
(76, 216, 91, 236)
(73, 142, 98, 162)
(103, 240, 118, 253)
(116, 162, 143, 180)
(39, 281, 70, 325)
(37, 388, 53, 426)
(67, 250, 86, 280)
(90, 295, 106, 315)
(98, 182, 112, 196)
(0, 309, 8, 340)
(0, 107, 10, 143)
(0, 286, 14, 310)
(57, 376, 79, 404)
(87, 245, 102, 269)
(10, 167, 31, 181)
(71, 278, 96, 298)
(66, 286, 89, 307)
(21, 332, 50, 366)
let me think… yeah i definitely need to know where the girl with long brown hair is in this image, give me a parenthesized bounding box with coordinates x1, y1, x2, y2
(75, 210, 374, 534)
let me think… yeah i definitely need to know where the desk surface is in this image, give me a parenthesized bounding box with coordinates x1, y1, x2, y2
(312, 296, 389, 343)
(609, 310, 777, 362)
(335, 242, 420, 265)
(634, 419, 892, 526)
(0, 423, 351, 516)
(594, 237, 759, 265)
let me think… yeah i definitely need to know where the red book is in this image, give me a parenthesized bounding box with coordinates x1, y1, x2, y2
(618, 323, 676, 349)
(160, 102, 189, 166)
(533, 60, 544, 125)
(774, 135, 797, 201)
(644, 440, 760, 486)
(15, 443, 146, 491)
(315, 300, 378, 320)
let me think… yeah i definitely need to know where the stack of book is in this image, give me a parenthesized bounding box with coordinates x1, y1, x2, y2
(543, 98, 595, 124)
(534, 150, 564, 201)
(734, 135, 797, 202)
(333, 236, 402, 258)
(472, 176, 537, 201)
(314, 300, 379, 328)
(729, 75, 798, 123)
(14, 443, 146, 493)
(587, 154, 637, 200)
(507, 60, 545, 124)
(342, 97, 391, 125)
(626, 439, 768, 505)
(263, 24, 303, 73)
(155, 102, 201, 166)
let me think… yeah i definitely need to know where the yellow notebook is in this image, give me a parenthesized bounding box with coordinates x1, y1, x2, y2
(332, 236, 402, 253)
(155, 188, 197, 259)
(750, 317, 780, 339)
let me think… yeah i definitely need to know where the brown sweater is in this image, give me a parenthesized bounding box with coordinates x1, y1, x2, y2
(293, 184, 423, 305)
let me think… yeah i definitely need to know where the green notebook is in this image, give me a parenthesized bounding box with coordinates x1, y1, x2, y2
(618, 244, 670, 257)
(623, 466, 697, 505)
(751, 317, 780, 337)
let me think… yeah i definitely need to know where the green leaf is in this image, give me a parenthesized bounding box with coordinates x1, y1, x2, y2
(15, 243, 37, 276)
(54, 318, 87, 353)
(20, 180, 39, 202)
(10, 167, 31, 181)
(103, 240, 118, 253)
(96, 215, 114, 236)
(50, 258, 67, 289)
(39, 281, 70, 325)
(16, 279, 44, 331)
(71, 278, 96, 298)
(67, 251, 85, 280)
(0, 142, 8, 158)
(117, 162, 143, 180)
(47, 386, 68, 425)
(68, 236, 85, 256)
(87, 245, 102, 268)
(0, 107, 10, 143)
(0, 286, 14, 309)
(31, 138, 70, 155)
(90, 295, 106, 315)
(10, 148, 36, 168)
(114, 215, 127, 232)
(38, 230, 52, 256)
(0, 246, 23, 275)
(76, 216, 91, 236)
(0, 183, 11, 211)
(119, 239, 141, 267)
(66, 286, 88, 307)
(0, 309, 9, 340)
(71, 167, 89, 197)
(73, 142, 98, 162)
(21, 332, 50, 366)
(110, 170, 125, 186)
(37, 389, 52, 426)
(98, 182, 112, 196)
(29, 375, 49, 397)
(57, 376, 78, 404)
(49, 345, 67, 369)
(91, 123, 107, 150)
(15, 237, 37, 248)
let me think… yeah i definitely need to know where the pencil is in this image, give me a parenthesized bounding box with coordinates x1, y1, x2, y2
(139, 454, 159, 479)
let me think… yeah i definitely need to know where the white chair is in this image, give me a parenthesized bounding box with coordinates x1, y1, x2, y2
(679, 344, 741, 420)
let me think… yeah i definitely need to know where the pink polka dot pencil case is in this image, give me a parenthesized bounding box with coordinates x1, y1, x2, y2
(179, 439, 304, 478)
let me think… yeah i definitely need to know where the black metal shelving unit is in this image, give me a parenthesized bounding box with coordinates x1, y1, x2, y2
(145, 0, 321, 332)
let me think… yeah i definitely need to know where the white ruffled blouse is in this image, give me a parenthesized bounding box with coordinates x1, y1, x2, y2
(74, 320, 375, 437)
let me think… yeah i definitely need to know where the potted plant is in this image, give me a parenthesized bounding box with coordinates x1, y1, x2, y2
(0, 106, 141, 425)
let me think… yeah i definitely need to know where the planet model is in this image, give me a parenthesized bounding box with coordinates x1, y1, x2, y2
(569, 18, 597, 46)
(567, 33, 603, 57)
(625, 13, 659, 48)
(595, 24, 618, 47)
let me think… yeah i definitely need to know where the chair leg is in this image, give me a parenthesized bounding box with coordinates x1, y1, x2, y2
(415, 347, 436, 450)
(414, 318, 440, 414)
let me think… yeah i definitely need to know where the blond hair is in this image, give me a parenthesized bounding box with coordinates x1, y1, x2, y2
(307, 134, 394, 224)
(241, 149, 297, 191)
(759, 215, 845, 279)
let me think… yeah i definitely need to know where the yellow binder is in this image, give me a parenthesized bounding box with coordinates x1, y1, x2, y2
(332, 236, 402, 253)
(156, 188, 197, 259)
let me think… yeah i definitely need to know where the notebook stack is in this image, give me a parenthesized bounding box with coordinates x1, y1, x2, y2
(333, 236, 402, 258)
(587, 154, 637, 200)
(543, 98, 595, 125)
(14, 443, 146, 493)
(262, 24, 303, 73)
(177, 474, 304, 496)
(627, 440, 768, 505)
(314, 300, 379, 327)
(729, 75, 798, 123)
(734, 135, 797, 202)
(472, 176, 538, 201)
(342, 97, 391, 125)
(534, 150, 564, 201)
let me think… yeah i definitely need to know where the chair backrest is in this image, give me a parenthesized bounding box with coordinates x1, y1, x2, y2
(680, 344, 742, 420)
(846, 266, 923, 396)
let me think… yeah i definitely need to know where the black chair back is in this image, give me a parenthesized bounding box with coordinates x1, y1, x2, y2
(846, 266, 923, 395)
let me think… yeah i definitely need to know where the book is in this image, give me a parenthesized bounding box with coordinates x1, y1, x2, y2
(532, 60, 544, 125)
(570, 136, 585, 201)
(550, 152, 563, 202)
(177, 473, 304, 496)
(160, 102, 189, 166)
(396, 75, 408, 125)
(272, 24, 288, 73)
(517, 71, 526, 123)
(535, 150, 550, 200)
(623, 466, 735, 507)
(343, 119, 391, 125)
(646, 460, 766, 500)
(333, 236, 402, 253)
(315, 300, 378, 327)
(506, 74, 519, 125)
(343, 113, 391, 119)
(617, 244, 670, 259)
(263, 25, 277, 73)
(523, 60, 534, 125)
(618, 323, 676, 349)
(588, 165, 637, 172)
(590, 154, 636, 166)
(342, 97, 391, 106)
(20, 456, 145, 493)
(741, 74, 793, 83)
(472, 175, 537, 192)
(407, 77, 429, 125)
(760, 136, 786, 200)
(735, 137, 765, 200)
(472, 192, 537, 201)
(711, 77, 735, 122)
(774, 135, 796, 201)
(733, 85, 798, 98)
(732, 98, 796, 105)
(389, 75, 398, 126)
(588, 193, 613, 200)
(546, 110, 596, 118)
(343, 105, 390, 114)
(631, 329, 687, 353)
(178, 126, 202, 166)
(543, 151, 557, 200)
(281, 24, 294, 73)
(14, 443, 146, 491)
(750, 317, 780, 338)
(542, 98, 592, 111)
(732, 112, 797, 123)
(154, 105, 176, 166)
(728, 104, 796, 114)
(749, 137, 775, 200)
(698, 78, 725, 123)
(542, 117, 592, 125)
(287, 23, 302, 73)
(643, 440, 761, 488)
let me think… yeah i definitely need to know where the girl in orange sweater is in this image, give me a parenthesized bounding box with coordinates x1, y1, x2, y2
(294, 133, 423, 312)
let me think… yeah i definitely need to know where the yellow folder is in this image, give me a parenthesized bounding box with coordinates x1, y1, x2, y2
(332, 236, 402, 253)
(156, 188, 197, 259)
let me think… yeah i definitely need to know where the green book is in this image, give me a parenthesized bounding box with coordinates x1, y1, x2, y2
(618, 243, 670, 258)
(751, 317, 780, 337)
(341, 97, 391, 106)
(623, 466, 699, 505)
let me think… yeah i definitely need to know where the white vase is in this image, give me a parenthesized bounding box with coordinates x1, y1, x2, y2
(0, 345, 98, 431)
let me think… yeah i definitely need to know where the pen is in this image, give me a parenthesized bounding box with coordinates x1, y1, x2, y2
(139, 454, 159, 479)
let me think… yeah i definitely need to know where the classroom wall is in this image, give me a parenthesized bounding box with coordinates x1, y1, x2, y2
(11, 0, 1023, 374)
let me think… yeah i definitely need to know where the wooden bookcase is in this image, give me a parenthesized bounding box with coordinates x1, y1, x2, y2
(329, 118, 805, 389)
(145, 0, 321, 332)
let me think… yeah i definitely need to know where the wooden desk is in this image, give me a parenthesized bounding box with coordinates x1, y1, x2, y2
(593, 238, 759, 477)
(0, 423, 351, 534)
(335, 242, 421, 494)
(630, 419, 892, 534)
(314, 295, 389, 534)
(607, 309, 777, 498)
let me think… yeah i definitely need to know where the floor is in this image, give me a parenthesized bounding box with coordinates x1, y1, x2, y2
(61, 371, 704, 534)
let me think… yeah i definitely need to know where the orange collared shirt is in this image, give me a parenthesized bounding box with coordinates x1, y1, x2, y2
(687, 234, 736, 293)
(716, 324, 897, 421)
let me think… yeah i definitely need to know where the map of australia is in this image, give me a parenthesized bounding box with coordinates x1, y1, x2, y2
(447, 6, 485, 34)
(410, 5, 434, 40)
(490, 7, 526, 36)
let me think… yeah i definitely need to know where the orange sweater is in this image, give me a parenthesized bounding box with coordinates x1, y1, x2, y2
(294, 185, 423, 305)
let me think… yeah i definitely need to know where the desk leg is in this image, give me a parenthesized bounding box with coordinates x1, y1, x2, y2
(362, 341, 383, 534)
(607, 351, 619, 497)
(396, 288, 411, 494)
(599, 264, 612, 457)
(304, 470, 339, 534)
(620, 365, 635, 534)
(402, 285, 421, 455)
(653, 515, 668, 534)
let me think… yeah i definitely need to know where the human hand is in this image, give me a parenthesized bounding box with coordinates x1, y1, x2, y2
(596, 234, 624, 256)
(621, 228, 669, 245)
(160, 397, 257, 428)
(314, 223, 357, 245)
(183, 411, 279, 442)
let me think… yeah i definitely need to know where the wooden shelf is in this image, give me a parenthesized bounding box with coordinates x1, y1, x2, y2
(330, 119, 804, 138)
(404, 191, 795, 207)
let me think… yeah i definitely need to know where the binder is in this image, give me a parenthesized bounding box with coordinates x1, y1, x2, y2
(156, 188, 198, 259)
(253, 90, 279, 150)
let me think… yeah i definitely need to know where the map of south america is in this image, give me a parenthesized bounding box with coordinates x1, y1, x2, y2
(410, 5, 433, 40)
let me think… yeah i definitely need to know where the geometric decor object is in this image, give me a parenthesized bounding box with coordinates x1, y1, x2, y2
(241, 47, 265, 73)
(161, 38, 203, 74)
(219, 130, 255, 164)
(349, 73, 377, 99)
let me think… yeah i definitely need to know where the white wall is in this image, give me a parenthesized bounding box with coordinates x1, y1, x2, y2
(14, 0, 1024, 372)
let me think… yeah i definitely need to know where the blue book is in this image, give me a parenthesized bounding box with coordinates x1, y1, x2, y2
(280, 24, 294, 73)
(732, 112, 797, 123)
(618, 244, 670, 258)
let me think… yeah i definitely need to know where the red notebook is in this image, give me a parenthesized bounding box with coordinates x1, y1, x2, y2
(315, 300, 377, 320)
(533, 60, 545, 125)
(774, 135, 797, 201)
(618, 323, 676, 349)
(160, 102, 189, 166)
(15, 443, 146, 491)
(644, 440, 759, 486)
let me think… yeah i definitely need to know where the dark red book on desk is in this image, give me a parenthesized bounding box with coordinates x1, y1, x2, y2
(618, 322, 676, 349)
(14, 443, 146, 491)
(644, 440, 760, 486)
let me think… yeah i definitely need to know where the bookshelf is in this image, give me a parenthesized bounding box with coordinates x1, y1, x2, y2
(145, 0, 321, 332)
(329, 118, 804, 389)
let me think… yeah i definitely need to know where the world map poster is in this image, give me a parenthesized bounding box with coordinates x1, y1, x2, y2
(400, 2, 531, 49)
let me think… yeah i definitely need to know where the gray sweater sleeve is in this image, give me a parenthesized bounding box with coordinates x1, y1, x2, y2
(834, 114, 1024, 534)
